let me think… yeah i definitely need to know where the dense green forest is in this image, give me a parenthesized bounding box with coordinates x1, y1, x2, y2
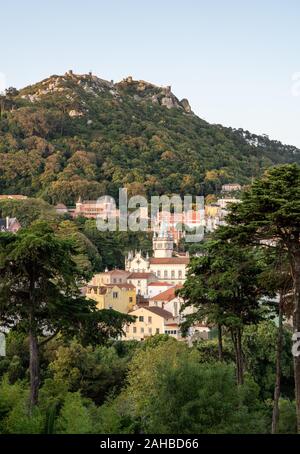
(0, 332, 296, 434)
(0, 164, 300, 434)
(0, 72, 299, 204)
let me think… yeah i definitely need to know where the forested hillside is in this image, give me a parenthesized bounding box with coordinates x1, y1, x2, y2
(0, 71, 299, 204)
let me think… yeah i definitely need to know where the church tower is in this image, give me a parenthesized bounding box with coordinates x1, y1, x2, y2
(153, 228, 174, 258)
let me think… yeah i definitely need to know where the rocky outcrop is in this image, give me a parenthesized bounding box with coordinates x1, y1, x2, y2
(19, 72, 194, 115)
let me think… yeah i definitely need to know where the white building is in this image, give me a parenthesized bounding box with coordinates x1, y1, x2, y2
(127, 271, 158, 297)
(147, 281, 174, 299)
(125, 230, 189, 285)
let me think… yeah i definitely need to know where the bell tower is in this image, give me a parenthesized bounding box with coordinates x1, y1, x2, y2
(153, 228, 174, 258)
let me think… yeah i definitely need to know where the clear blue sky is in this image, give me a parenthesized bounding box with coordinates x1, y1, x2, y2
(1, 0, 300, 147)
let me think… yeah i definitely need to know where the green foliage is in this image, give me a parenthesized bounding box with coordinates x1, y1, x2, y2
(81, 219, 152, 270)
(55, 392, 94, 434)
(277, 399, 297, 434)
(0, 376, 44, 434)
(0, 75, 299, 203)
(195, 339, 234, 364)
(105, 338, 268, 434)
(48, 340, 129, 404)
(0, 198, 58, 227)
(242, 321, 294, 399)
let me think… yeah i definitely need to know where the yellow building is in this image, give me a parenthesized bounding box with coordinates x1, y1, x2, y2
(86, 283, 136, 314)
(123, 306, 179, 341)
(90, 269, 130, 286)
(205, 204, 220, 217)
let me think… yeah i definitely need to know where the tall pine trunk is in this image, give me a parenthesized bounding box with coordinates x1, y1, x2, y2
(293, 250, 300, 433)
(231, 328, 244, 385)
(272, 293, 283, 434)
(29, 329, 39, 410)
(29, 307, 40, 412)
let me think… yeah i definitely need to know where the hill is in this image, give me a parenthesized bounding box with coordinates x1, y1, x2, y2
(0, 71, 299, 204)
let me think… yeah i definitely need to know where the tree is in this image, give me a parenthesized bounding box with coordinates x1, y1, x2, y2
(0, 221, 132, 410)
(257, 247, 293, 433)
(179, 233, 270, 384)
(112, 337, 267, 434)
(226, 163, 300, 431)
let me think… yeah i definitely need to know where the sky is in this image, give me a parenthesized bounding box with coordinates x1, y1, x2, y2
(1, 0, 300, 147)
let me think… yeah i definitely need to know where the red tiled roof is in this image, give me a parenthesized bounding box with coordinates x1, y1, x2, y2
(127, 272, 156, 279)
(106, 283, 135, 290)
(106, 269, 130, 275)
(143, 306, 173, 319)
(148, 281, 173, 286)
(150, 285, 183, 302)
(149, 257, 189, 265)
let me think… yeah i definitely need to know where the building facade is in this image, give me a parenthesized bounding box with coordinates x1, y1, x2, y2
(86, 282, 136, 313)
(124, 306, 180, 341)
(125, 231, 189, 285)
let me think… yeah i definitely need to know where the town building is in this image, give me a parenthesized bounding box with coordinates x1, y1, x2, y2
(204, 198, 241, 232)
(221, 183, 242, 192)
(127, 271, 158, 297)
(86, 282, 136, 313)
(147, 281, 174, 299)
(155, 210, 204, 244)
(148, 284, 196, 319)
(217, 198, 240, 209)
(89, 269, 131, 286)
(124, 306, 180, 341)
(73, 196, 119, 219)
(125, 229, 189, 285)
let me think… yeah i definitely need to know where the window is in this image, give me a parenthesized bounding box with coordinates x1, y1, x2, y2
(171, 270, 175, 278)
(139, 316, 144, 322)
(148, 316, 152, 323)
(133, 326, 137, 333)
(156, 328, 160, 334)
(137, 280, 141, 286)
(113, 278, 117, 283)
(164, 270, 168, 278)
(148, 327, 152, 334)
(125, 326, 129, 333)
(178, 270, 182, 278)
(113, 292, 118, 299)
(157, 270, 161, 277)
(140, 327, 144, 333)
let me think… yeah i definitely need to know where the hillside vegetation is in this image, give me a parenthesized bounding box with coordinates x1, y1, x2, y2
(0, 71, 299, 204)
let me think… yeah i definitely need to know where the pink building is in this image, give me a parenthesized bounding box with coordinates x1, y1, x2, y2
(73, 197, 120, 219)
